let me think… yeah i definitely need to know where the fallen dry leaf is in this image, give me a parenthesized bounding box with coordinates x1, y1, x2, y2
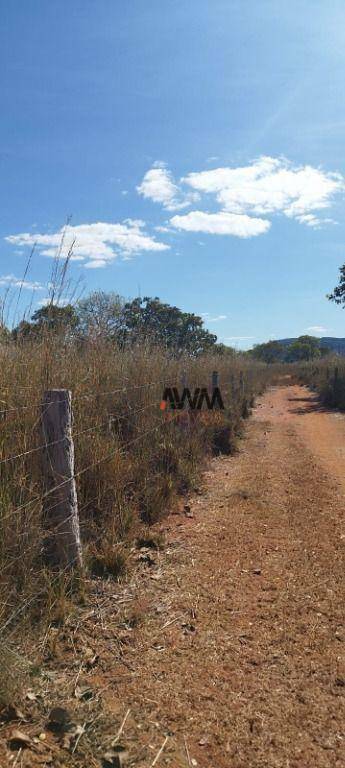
(8, 729, 32, 749)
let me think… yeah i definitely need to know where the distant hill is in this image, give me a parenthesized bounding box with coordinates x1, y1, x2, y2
(277, 337, 345, 355)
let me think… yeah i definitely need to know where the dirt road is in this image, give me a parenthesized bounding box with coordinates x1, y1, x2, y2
(108, 383, 345, 768)
(3, 384, 345, 767)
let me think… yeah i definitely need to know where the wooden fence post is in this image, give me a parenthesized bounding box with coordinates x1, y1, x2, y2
(211, 370, 221, 411)
(41, 389, 83, 570)
(212, 370, 219, 389)
(181, 370, 188, 391)
(230, 373, 236, 401)
(180, 369, 191, 429)
(239, 370, 245, 395)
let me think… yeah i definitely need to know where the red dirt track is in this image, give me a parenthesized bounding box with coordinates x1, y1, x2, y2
(121, 384, 345, 767)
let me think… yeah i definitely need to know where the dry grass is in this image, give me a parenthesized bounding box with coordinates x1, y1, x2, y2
(298, 357, 345, 409)
(0, 330, 270, 705)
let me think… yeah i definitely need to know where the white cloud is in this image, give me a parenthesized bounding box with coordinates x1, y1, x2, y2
(208, 314, 227, 322)
(0, 274, 44, 291)
(182, 156, 344, 226)
(136, 157, 344, 239)
(201, 312, 227, 322)
(225, 336, 255, 341)
(84, 259, 107, 269)
(137, 165, 184, 210)
(37, 297, 70, 307)
(305, 325, 328, 334)
(137, 163, 199, 211)
(170, 210, 270, 238)
(297, 213, 321, 227)
(6, 220, 169, 269)
(155, 225, 173, 233)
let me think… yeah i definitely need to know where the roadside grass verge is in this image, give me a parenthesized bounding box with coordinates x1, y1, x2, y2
(0, 335, 270, 701)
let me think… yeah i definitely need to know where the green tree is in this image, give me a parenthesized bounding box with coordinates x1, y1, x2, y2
(328, 264, 345, 305)
(76, 291, 124, 340)
(251, 340, 286, 364)
(0, 322, 10, 344)
(285, 335, 327, 362)
(213, 342, 237, 357)
(120, 297, 218, 355)
(12, 303, 78, 339)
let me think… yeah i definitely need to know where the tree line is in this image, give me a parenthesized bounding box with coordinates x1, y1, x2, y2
(2, 292, 235, 357)
(250, 336, 330, 363)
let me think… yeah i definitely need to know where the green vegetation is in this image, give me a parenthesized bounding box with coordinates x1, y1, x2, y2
(328, 263, 345, 306)
(12, 303, 78, 339)
(298, 360, 345, 410)
(11, 292, 224, 356)
(251, 335, 329, 363)
(249, 340, 286, 364)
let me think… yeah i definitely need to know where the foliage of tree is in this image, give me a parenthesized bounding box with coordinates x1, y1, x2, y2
(76, 291, 124, 340)
(0, 323, 10, 344)
(285, 335, 328, 362)
(251, 335, 329, 363)
(13, 304, 78, 339)
(328, 264, 345, 305)
(250, 340, 286, 364)
(118, 297, 218, 355)
(11, 294, 221, 356)
(212, 342, 237, 357)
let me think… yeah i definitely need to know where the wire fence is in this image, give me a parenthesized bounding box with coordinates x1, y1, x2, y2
(0, 368, 255, 636)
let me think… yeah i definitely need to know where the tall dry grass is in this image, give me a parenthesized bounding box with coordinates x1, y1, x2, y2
(0, 327, 270, 702)
(297, 357, 345, 409)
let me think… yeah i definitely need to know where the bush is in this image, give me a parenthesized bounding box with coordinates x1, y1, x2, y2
(298, 359, 345, 409)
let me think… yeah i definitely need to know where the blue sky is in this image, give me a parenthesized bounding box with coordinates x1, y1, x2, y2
(2, 0, 345, 347)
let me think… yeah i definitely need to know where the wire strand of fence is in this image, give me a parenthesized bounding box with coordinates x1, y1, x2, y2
(2, 473, 130, 634)
(0, 396, 167, 466)
(2, 409, 183, 547)
(0, 422, 104, 466)
(0, 525, 108, 636)
(0, 378, 178, 418)
(0, 406, 203, 634)
(0, 404, 181, 522)
(75, 378, 178, 400)
(1, 377, 175, 396)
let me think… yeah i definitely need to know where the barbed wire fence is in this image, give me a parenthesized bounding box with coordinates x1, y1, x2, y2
(0, 368, 253, 637)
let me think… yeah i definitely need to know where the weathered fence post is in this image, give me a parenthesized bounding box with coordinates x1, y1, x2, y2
(230, 373, 236, 402)
(239, 370, 245, 395)
(212, 370, 219, 389)
(181, 369, 188, 392)
(211, 370, 221, 411)
(41, 390, 83, 570)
